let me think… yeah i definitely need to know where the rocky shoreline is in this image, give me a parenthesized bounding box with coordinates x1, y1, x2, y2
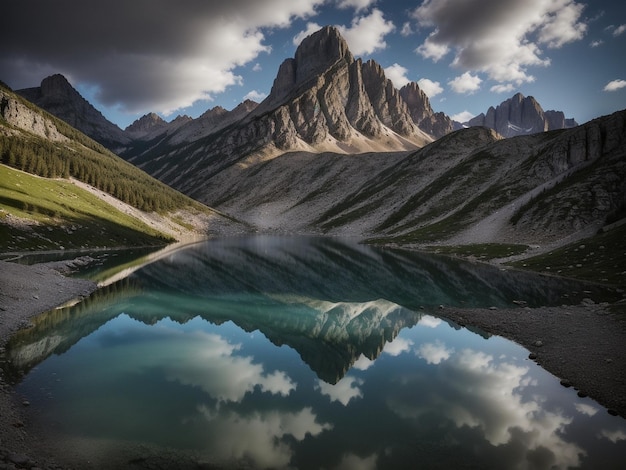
(1, 258, 625, 469)
(0, 260, 97, 469)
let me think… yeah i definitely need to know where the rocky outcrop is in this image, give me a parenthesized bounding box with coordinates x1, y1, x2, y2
(466, 93, 578, 137)
(399, 82, 454, 138)
(17, 74, 131, 150)
(0, 88, 68, 142)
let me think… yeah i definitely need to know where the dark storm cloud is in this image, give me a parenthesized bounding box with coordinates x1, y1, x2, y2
(1, 0, 323, 114)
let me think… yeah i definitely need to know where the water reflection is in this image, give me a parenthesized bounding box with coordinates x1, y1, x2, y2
(3, 236, 625, 469)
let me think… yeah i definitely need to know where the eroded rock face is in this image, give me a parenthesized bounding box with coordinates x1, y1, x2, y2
(0, 89, 68, 142)
(399, 82, 455, 138)
(17, 74, 130, 149)
(252, 26, 431, 150)
(467, 93, 578, 137)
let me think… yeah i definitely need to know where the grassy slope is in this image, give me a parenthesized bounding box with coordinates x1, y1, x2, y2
(0, 165, 173, 251)
(507, 223, 626, 288)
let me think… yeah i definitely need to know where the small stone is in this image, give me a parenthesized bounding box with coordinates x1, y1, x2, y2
(608, 409, 619, 416)
(32, 294, 39, 299)
(577, 391, 588, 398)
(528, 353, 537, 360)
(560, 379, 572, 388)
(22, 400, 30, 406)
(605, 358, 613, 364)
(534, 340, 543, 347)
(12, 420, 24, 428)
(7, 453, 30, 467)
(489, 306, 497, 310)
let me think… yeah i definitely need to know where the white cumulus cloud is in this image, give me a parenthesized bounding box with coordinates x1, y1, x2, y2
(417, 78, 443, 98)
(603, 79, 626, 92)
(418, 340, 453, 365)
(449, 72, 482, 94)
(338, 8, 395, 56)
(384, 63, 410, 88)
(613, 24, 626, 37)
(244, 90, 268, 102)
(336, 0, 377, 12)
(411, 0, 588, 85)
(451, 110, 476, 123)
(316, 376, 364, 406)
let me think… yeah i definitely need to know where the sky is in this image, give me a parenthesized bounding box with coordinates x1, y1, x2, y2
(2, 0, 625, 129)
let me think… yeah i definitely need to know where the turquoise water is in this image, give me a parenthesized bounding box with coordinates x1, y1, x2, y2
(4, 236, 625, 469)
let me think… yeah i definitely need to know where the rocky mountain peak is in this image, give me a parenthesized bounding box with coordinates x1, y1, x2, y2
(17, 74, 130, 150)
(294, 26, 354, 85)
(125, 112, 167, 134)
(39, 74, 75, 100)
(466, 93, 577, 137)
(399, 82, 454, 138)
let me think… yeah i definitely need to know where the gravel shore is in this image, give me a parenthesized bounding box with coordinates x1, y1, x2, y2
(1, 259, 625, 469)
(0, 260, 97, 469)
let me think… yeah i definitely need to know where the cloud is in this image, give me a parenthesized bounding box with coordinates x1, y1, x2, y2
(411, 0, 587, 85)
(613, 24, 626, 37)
(590, 40, 604, 47)
(244, 90, 268, 102)
(603, 79, 626, 92)
(449, 72, 482, 94)
(416, 33, 450, 62)
(316, 376, 364, 406)
(599, 428, 626, 443)
(163, 331, 297, 403)
(198, 406, 332, 468)
(490, 83, 516, 93)
(419, 315, 442, 328)
(336, 0, 377, 12)
(338, 8, 395, 55)
(384, 63, 411, 88)
(417, 78, 443, 98)
(383, 336, 413, 356)
(387, 347, 585, 468)
(574, 403, 598, 416)
(1, 0, 325, 115)
(451, 110, 475, 123)
(252, 63, 263, 72)
(418, 340, 453, 365)
(401, 22, 414, 37)
(293, 21, 324, 46)
(335, 453, 378, 470)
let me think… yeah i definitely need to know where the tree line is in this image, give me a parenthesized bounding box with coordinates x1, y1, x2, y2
(0, 132, 198, 214)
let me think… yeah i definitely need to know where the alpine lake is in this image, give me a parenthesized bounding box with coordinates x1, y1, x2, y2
(2, 236, 626, 469)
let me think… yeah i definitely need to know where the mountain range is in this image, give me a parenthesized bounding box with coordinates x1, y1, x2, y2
(2, 26, 625, 276)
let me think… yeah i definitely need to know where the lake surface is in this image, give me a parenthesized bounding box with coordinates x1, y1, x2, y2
(3, 236, 625, 469)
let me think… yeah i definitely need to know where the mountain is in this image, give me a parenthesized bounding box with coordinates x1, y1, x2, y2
(399, 81, 455, 138)
(196, 109, 625, 250)
(465, 93, 578, 137)
(16, 74, 131, 151)
(0, 83, 245, 251)
(6, 25, 618, 263)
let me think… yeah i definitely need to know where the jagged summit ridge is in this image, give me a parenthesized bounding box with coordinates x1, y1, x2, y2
(467, 93, 578, 137)
(251, 26, 432, 152)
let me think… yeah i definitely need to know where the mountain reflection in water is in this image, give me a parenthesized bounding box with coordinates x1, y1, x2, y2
(3, 236, 625, 469)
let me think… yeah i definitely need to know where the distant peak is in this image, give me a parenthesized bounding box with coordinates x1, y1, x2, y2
(125, 112, 167, 133)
